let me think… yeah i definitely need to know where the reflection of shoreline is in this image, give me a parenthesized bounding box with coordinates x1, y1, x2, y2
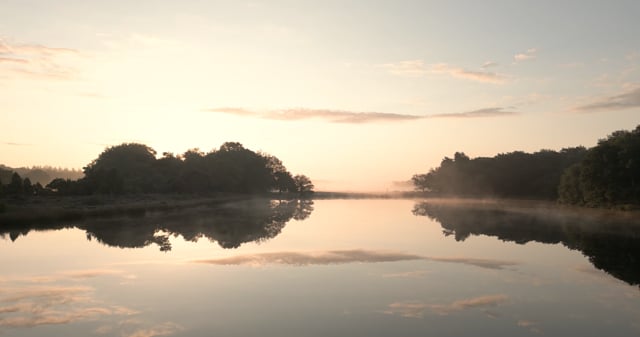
(412, 201, 640, 286)
(0, 199, 314, 251)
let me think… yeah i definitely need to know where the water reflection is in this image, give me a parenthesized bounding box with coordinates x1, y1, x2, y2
(0, 199, 314, 251)
(412, 200, 640, 286)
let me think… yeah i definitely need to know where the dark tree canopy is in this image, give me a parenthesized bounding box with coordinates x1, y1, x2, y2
(412, 148, 586, 200)
(558, 126, 640, 207)
(31, 142, 313, 197)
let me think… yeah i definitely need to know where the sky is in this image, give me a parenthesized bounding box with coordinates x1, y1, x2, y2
(1, 0, 639, 191)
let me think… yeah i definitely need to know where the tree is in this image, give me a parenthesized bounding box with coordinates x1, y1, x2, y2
(23, 178, 34, 195)
(411, 174, 429, 192)
(83, 143, 157, 194)
(7, 172, 23, 195)
(293, 175, 314, 195)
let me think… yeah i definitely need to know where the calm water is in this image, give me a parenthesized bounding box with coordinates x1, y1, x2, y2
(1, 199, 640, 337)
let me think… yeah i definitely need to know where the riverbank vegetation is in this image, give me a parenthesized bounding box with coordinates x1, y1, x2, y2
(412, 125, 640, 208)
(0, 142, 314, 198)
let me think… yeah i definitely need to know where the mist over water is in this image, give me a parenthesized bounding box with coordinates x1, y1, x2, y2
(1, 198, 640, 336)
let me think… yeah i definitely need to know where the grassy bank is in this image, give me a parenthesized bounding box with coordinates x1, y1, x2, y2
(0, 194, 251, 226)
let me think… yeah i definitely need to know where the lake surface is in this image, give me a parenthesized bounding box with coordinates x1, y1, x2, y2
(1, 198, 640, 337)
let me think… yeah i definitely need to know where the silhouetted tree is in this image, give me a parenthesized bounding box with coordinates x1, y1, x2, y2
(559, 126, 640, 207)
(22, 178, 33, 195)
(294, 174, 314, 195)
(413, 148, 587, 199)
(7, 172, 23, 195)
(83, 143, 157, 194)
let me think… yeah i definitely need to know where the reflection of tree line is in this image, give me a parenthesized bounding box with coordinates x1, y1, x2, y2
(412, 202, 640, 286)
(0, 199, 314, 251)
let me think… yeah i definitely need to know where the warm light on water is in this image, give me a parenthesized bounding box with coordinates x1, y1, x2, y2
(1, 199, 639, 336)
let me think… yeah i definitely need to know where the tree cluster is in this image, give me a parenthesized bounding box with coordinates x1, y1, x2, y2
(41, 142, 314, 196)
(412, 125, 640, 207)
(558, 126, 640, 207)
(412, 148, 586, 200)
(0, 165, 82, 186)
(0, 172, 46, 197)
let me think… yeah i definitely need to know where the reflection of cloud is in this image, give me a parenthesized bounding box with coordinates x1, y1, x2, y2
(205, 107, 423, 124)
(126, 322, 184, 337)
(194, 250, 424, 266)
(194, 249, 518, 270)
(429, 107, 518, 119)
(517, 319, 542, 333)
(0, 285, 138, 328)
(573, 87, 640, 113)
(384, 294, 509, 318)
(426, 256, 518, 269)
(382, 270, 429, 278)
(431, 63, 506, 83)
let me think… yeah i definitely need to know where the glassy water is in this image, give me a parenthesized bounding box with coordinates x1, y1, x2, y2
(1, 199, 639, 337)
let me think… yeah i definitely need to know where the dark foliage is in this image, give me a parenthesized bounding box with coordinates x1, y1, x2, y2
(412, 148, 587, 199)
(558, 126, 640, 207)
(33, 142, 313, 196)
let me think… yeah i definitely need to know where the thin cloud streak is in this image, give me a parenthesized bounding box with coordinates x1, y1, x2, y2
(431, 63, 506, 83)
(206, 107, 424, 123)
(430, 107, 518, 118)
(4, 142, 33, 146)
(514, 48, 537, 62)
(206, 107, 518, 123)
(380, 60, 506, 83)
(573, 87, 640, 113)
(193, 249, 518, 269)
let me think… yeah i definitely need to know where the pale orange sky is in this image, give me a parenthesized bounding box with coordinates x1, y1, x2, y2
(2, 1, 639, 191)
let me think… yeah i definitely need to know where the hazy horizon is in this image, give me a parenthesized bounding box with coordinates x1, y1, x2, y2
(2, 0, 639, 192)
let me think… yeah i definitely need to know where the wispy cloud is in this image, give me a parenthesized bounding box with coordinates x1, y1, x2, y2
(3, 142, 32, 146)
(60, 269, 125, 279)
(380, 60, 506, 83)
(206, 106, 518, 123)
(193, 249, 518, 270)
(0, 38, 81, 80)
(379, 60, 428, 77)
(384, 294, 509, 318)
(514, 48, 537, 62)
(205, 107, 424, 124)
(481, 61, 498, 69)
(573, 87, 640, 113)
(431, 63, 506, 83)
(429, 107, 518, 119)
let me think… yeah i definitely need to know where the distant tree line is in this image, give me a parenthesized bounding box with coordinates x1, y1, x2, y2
(412, 148, 587, 200)
(0, 165, 82, 186)
(412, 125, 640, 207)
(0, 142, 314, 197)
